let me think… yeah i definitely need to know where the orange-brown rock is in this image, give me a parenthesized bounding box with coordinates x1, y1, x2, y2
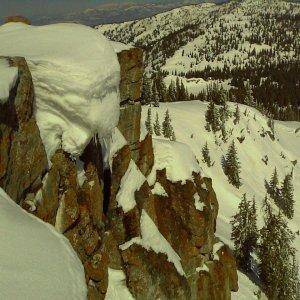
(136, 133, 154, 177)
(121, 244, 191, 299)
(117, 48, 144, 103)
(4, 15, 31, 25)
(0, 57, 48, 204)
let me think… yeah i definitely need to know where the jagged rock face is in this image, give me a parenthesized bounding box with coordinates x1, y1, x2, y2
(0, 57, 48, 204)
(0, 50, 238, 300)
(117, 48, 144, 104)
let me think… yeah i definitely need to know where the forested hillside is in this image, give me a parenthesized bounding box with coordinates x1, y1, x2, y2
(98, 0, 300, 121)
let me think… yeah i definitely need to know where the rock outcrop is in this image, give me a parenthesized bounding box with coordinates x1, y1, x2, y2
(0, 48, 238, 299)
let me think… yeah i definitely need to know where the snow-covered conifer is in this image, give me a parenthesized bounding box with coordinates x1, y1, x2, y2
(223, 140, 242, 188)
(280, 173, 294, 219)
(162, 109, 174, 140)
(231, 194, 258, 270)
(202, 142, 212, 167)
(233, 104, 240, 125)
(258, 205, 296, 299)
(145, 107, 153, 134)
(153, 112, 161, 136)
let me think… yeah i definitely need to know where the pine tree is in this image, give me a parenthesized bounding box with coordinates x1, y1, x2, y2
(258, 204, 296, 299)
(221, 122, 227, 142)
(205, 100, 220, 132)
(145, 107, 153, 135)
(202, 142, 212, 167)
(153, 112, 161, 136)
(287, 254, 300, 300)
(233, 104, 240, 125)
(170, 129, 176, 141)
(266, 167, 280, 201)
(141, 76, 152, 105)
(280, 173, 294, 219)
(244, 81, 255, 107)
(162, 109, 174, 140)
(231, 194, 258, 270)
(223, 141, 242, 188)
(168, 80, 176, 102)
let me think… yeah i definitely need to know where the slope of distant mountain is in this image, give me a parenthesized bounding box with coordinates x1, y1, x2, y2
(98, 0, 300, 121)
(32, 1, 216, 26)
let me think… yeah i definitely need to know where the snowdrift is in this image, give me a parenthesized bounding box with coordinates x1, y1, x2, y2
(0, 22, 120, 161)
(0, 188, 87, 299)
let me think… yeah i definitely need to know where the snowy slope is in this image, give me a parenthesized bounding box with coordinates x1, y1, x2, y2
(141, 100, 299, 298)
(97, 3, 217, 46)
(0, 188, 87, 299)
(0, 22, 120, 161)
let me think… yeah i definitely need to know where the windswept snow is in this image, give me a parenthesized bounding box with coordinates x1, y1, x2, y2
(0, 188, 86, 299)
(148, 138, 202, 186)
(116, 160, 146, 213)
(120, 209, 185, 276)
(0, 58, 18, 104)
(105, 268, 134, 300)
(0, 22, 120, 161)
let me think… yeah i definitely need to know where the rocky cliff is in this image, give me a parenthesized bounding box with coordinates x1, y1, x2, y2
(0, 50, 238, 299)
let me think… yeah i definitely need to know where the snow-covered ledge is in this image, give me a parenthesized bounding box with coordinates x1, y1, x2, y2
(0, 22, 121, 162)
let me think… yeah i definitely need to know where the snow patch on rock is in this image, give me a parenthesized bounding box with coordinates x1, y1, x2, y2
(120, 209, 185, 276)
(194, 193, 205, 211)
(213, 241, 224, 261)
(116, 160, 146, 213)
(0, 58, 18, 104)
(151, 182, 168, 197)
(148, 138, 201, 185)
(196, 264, 209, 273)
(105, 268, 134, 300)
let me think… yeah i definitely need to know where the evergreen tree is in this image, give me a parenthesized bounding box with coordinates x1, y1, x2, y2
(153, 112, 161, 136)
(170, 129, 176, 141)
(145, 107, 153, 135)
(265, 167, 280, 201)
(258, 204, 296, 299)
(267, 117, 275, 140)
(141, 76, 152, 105)
(233, 104, 241, 125)
(231, 194, 258, 270)
(162, 109, 174, 139)
(223, 141, 242, 188)
(168, 80, 176, 102)
(287, 254, 300, 300)
(221, 122, 227, 142)
(244, 81, 255, 107)
(205, 100, 220, 132)
(280, 173, 294, 219)
(202, 142, 212, 167)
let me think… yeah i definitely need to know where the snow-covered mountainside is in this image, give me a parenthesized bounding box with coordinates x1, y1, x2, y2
(98, 0, 300, 121)
(0, 188, 87, 299)
(141, 100, 299, 298)
(0, 22, 120, 161)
